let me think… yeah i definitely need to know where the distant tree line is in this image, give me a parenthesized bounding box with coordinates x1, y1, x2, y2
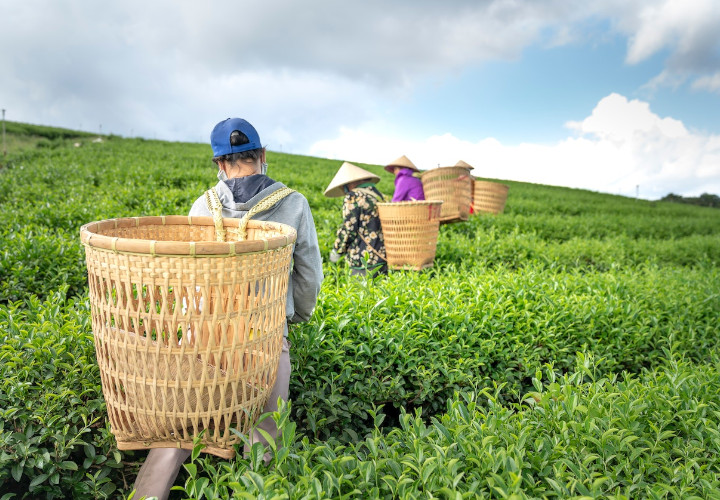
(661, 192, 720, 208)
(5, 121, 96, 140)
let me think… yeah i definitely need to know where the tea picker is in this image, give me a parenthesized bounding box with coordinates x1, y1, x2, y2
(128, 118, 324, 499)
(384, 154, 425, 202)
(325, 161, 388, 276)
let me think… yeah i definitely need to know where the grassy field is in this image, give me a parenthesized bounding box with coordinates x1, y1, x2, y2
(1, 122, 719, 499)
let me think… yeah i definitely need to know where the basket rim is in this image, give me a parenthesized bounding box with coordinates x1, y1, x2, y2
(472, 178, 510, 189)
(80, 215, 297, 256)
(419, 166, 472, 179)
(377, 199, 444, 207)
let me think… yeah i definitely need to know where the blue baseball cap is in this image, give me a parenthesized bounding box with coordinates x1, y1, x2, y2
(210, 118, 262, 158)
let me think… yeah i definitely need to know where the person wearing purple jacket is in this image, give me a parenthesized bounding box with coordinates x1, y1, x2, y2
(384, 155, 425, 202)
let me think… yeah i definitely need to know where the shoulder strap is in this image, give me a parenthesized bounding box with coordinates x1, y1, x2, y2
(355, 186, 384, 201)
(205, 186, 295, 242)
(205, 187, 226, 242)
(358, 232, 386, 262)
(351, 188, 387, 261)
(237, 187, 295, 241)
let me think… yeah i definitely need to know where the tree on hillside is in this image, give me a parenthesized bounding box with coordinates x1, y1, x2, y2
(660, 192, 720, 208)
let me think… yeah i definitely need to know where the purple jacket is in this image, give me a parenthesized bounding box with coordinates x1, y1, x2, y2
(392, 168, 425, 202)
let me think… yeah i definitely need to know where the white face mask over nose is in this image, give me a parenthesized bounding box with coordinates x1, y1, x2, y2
(261, 162, 268, 175)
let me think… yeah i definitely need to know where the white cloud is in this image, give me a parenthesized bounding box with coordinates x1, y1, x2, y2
(567, 93, 687, 141)
(310, 93, 720, 199)
(5, 1, 717, 115)
(617, 0, 720, 87)
(155, 69, 383, 150)
(1, 0, 718, 191)
(692, 72, 720, 93)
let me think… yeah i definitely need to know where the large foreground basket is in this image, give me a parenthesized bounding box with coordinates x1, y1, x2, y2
(419, 166, 473, 223)
(378, 200, 443, 270)
(80, 215, 296, 458)
(472, 179, 510, 215)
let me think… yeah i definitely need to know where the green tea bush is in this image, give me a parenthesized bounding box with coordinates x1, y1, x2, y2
(437, 214, 720, 272)
(1, 126, 719, 498)
(492, 180, 720, 241)
(0, 289, 124, 498)
(174, 355, 720, 499)
(4, 121, 96, 141)
(0, 226, 86, 303)
(290, 263, 720, 440)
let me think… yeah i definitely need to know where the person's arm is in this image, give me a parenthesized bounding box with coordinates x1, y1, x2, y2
(391, 175, 412, 202)
(290, 198, 324, 323)
(332, 193, 360, 254)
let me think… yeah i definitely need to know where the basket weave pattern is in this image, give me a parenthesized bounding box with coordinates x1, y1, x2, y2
(80, 216, 296, 458)
(420, 167, 473, 222)
(472, 180, 509, 215)
(378, 201, 443, 270)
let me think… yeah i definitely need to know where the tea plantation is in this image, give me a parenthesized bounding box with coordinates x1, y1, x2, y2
(1, 124, 719, 499)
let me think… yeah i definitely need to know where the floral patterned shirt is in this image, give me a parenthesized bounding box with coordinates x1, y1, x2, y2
(333, 186, 387, 269)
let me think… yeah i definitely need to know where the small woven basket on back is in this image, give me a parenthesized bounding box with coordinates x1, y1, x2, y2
(377, 200, 443, 270)
(419, 166, 473, 223)
(80, 215, 296, 458)
(472, 180, 510, 215)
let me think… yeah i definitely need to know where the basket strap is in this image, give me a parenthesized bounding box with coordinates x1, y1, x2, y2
(355, 186, 385, 202)
(352, 187, 386, 261)
(237, 187, 295, 241)
(358, 232, 387, 262)
(455, 175, 472, 200)
(205, 188, 226, 242)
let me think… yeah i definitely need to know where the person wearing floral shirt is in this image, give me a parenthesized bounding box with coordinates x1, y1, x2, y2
(324, 162, 388, 276)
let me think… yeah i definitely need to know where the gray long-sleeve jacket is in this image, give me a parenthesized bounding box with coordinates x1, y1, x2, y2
(189, 179, 324, 331)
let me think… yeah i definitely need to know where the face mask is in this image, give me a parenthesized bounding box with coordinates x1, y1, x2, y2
(261, 162, 268, 175)
(217, 169, 229, 181)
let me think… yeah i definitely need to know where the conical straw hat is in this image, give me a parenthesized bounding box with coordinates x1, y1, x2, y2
(384, 155, 420, 173)
(324, 162, 381, 198)
(455, 160, 473, 170)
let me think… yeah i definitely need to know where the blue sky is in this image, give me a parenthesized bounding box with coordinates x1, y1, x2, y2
(353, 24, 718, 145)
(402, 39, 666, 144)
(2, 0, 720, 199)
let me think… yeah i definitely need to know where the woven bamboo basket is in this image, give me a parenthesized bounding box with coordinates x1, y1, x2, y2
(377, 200, 443, 270)
(419, 167, 473, 223)
(472, 180, 510, 215)
(80, 215, 296, 459)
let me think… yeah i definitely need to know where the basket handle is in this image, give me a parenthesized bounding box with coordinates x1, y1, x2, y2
(205, 186, 295, 242)
(237, 187, 295, 240)
(205, 188, 226, 242)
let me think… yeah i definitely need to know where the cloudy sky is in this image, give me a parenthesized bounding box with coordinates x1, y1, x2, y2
(3, 0, 720, 199)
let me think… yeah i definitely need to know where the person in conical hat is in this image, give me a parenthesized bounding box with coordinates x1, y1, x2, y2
(324, 161, 380, 197)
(325, 162, 388, 276)
(133, 118, 323, 500)
(384, 155, 425, 202)
(455, 160, 474, 213)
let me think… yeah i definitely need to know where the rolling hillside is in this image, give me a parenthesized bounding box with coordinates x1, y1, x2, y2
(1, 123, 719, 499)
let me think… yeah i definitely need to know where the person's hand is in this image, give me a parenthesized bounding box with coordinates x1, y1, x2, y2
(329, 249, 341, 263)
